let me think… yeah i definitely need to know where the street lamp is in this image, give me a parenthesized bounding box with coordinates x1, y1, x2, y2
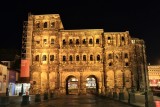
(142, 44, 155, 107)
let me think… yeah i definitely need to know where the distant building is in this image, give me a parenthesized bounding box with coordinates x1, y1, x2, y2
(148, 65, 160, 88)
(0, 63, 8, 95)
(0, 49, 21, 71)
(22, 13, 148, 95)
(0, 49, 22, 96)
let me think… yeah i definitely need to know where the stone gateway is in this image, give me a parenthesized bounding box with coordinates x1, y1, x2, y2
(22, 13, 147, 95)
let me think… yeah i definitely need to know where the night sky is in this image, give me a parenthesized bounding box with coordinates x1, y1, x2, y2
(0, 0, 160, 65)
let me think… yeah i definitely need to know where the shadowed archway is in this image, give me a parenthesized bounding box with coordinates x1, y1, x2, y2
(86, 75, 99, 94)
(66, 75, 78, 95)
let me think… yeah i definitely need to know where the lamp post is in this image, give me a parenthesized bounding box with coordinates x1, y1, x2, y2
(119, 71, 125, 100)
(102, 38, 106, 95)
(142, 44, 155, 107)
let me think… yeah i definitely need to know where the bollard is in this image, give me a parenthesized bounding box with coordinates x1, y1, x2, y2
(21, 95, 30, 105)
(43, 92, 48, 100)
(119, 92, 124, 100)
(128, 92, 135, 104)
(35, 94, 41, 102)
(113, 92, 118, 99)
(108, 92, 112, 98)
(50, 92, 54, 99)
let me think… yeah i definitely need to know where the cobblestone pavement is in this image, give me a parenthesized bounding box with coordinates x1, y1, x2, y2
(7, 94, 133, 107)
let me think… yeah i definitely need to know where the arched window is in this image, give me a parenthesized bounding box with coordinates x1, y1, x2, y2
(83, 39, 86, 44)
(42, 55, 47, 61)
(83, 55, 86, 61)
(36, 22, 40, 28)
(107, 37, 111, 44)
(44, 22, 47, 28)
(50, 55, 54, 61)
(69, 55, 73, 61)
(125, 62, 129, 66)
(76, 55, 79, 61)
(76, 39, 79, 45)
(89, 39, 93, 44)
(97, 55, 100, 61)
(124, 53, 128, 58)
(51, 22, 55, 28)
(96, 39, 100, 44)
(108, 54, 112, 59)
(90, 55, 93, 61)
(43, 39, 47, 44)
(63, 56, 66, 61)
(122, 37, 125, 41)
(35, 55, 39, 61)
(69, 39, 73, 45)
(109, 62, 112, 66)
(51, 39, 54, 45)
(63, 39, 66, 45)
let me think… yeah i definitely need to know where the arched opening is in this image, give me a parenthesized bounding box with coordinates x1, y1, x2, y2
(66, 76, 78, 95)
(86, 75, 98, 94)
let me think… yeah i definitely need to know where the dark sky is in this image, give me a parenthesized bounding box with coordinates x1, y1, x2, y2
(1, 0, 160, 64)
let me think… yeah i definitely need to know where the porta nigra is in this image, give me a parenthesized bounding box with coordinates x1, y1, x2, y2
(22, 13, 147, 95)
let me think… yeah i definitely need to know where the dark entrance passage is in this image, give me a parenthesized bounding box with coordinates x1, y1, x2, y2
(86, 75, 98, 94)
(66, 76, 78, 95)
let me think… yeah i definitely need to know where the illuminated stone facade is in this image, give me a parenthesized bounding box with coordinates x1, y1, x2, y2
(23, 13, 147, 95)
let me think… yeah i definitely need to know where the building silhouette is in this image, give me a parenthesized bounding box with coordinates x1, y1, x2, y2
(22, 13, 148, 95)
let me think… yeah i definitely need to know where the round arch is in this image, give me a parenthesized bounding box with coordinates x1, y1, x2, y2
(86, 75, 99, 94)
(65, 75, 78, 95)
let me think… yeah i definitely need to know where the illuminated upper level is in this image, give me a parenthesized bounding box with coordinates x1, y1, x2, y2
(28, 14, 64, 31)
